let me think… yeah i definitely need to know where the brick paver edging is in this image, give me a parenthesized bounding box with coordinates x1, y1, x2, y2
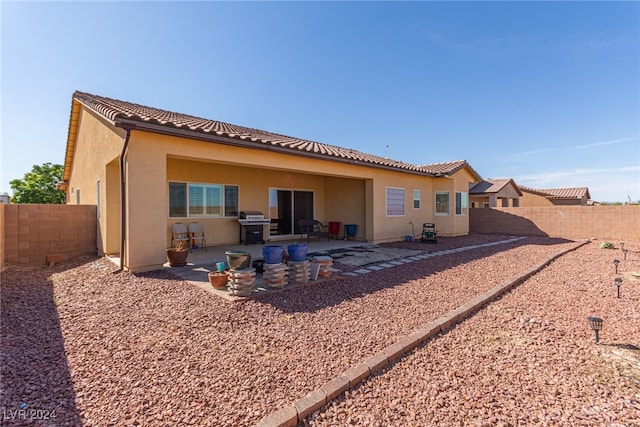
(257, 240, 589, 427)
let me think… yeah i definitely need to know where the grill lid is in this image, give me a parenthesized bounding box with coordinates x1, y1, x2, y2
(239, 211, 264, 219)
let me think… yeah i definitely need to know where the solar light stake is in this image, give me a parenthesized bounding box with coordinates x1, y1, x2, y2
(620, 242, 624, 250)
(588, 317, 603, 343)
(615, 277, 623, 298)
(623, 249, 628, 260)
(614, 259, 620, 274)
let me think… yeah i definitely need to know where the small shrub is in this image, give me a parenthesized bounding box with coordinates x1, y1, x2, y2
(600, 242, 614, 249)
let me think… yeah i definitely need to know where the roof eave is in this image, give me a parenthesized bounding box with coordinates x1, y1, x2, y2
(62, 99, 83, 183)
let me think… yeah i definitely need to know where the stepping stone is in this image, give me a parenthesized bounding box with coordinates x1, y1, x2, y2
(367, 265, 384, 271)
(354, 269, 372, 274)
(378, 263, 395, 268)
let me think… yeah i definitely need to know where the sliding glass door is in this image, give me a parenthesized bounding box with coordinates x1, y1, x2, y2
(269, 189, 314, 236)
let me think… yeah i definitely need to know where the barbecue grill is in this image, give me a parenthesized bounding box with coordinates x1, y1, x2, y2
(238, 211, 270, 245)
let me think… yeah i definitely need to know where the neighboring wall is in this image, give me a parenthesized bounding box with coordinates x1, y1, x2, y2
(0, 204, 97, 268)
(519, 191, 586, 207)
(470, 206, 639, 242)
(518, 191, 555, 207)
(0, 204, 4, 270)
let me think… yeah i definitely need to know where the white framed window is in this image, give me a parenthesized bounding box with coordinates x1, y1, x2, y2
(435, 192, 449, 216)
(386, 187, 405, 216)
(413, 189, 421, 209)
(169, 182, 238, 218)
(456, 192, 468, 215)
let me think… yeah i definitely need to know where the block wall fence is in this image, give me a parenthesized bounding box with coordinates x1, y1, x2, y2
(1, 204, 638, 270)
(0, 204, 97, 270)
(470, 205, 639, 243)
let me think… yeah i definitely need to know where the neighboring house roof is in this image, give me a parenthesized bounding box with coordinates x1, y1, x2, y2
(519, 185, 591, 200)
(66, 91, 480, 181)
(469, 178, 522, 196)
(420, 160, 482, 180)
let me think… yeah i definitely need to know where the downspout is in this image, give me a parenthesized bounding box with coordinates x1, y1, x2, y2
(118, 127, 133, 271)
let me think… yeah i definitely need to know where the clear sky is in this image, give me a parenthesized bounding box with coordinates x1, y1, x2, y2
(2, 1, 639, 203)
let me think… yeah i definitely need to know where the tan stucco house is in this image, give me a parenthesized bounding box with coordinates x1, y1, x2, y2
(61, 91, 482, 272)
(469, 178, 522, 208)
(518, 186, 591, 207)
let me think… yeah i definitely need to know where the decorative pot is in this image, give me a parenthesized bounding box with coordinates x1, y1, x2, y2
(208, 271, 228, 289)
(167, 248, 188, 267)
(287, 244, 308, 262)
(262, 245, 284, 264)
(225, 250, 252, 270)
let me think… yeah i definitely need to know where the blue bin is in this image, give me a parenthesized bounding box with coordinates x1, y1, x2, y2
(345, 224, 357, 238)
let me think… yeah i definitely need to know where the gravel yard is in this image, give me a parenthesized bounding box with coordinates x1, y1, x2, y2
(1, 235, 638, 426)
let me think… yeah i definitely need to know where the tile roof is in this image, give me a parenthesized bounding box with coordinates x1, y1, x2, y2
(420, 160, 482, 180)
(469, 178, 521, 194)
(519, 185, 590, 199)
(72, 91, 474, 176)
(545, 187, 591, 199)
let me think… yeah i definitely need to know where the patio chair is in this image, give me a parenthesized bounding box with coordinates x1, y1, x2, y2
(171, 222, 191, 250)
(188, 222, 207, 251)
(298, 219, 330, 243)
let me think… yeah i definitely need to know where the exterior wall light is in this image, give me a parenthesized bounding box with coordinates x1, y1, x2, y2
(588, 317, 603, 343)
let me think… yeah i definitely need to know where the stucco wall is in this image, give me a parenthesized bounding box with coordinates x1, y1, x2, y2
(469, 205, 640, 242)
(324, 177, 367, 240)
(126, 130, 476, 270)
(66, 108, 124, 258)
(1, 204, 97, 267)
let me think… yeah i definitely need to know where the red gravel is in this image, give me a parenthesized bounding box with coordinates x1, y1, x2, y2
(1, 235, 638, 426)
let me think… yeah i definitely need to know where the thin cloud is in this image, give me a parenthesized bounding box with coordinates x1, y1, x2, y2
(518, 165, 639, 182)
(563, 32, 628, 50)
(569, 137, 638, 150)
(513, 136, 638, 157)
(422, 31, 538, 56)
